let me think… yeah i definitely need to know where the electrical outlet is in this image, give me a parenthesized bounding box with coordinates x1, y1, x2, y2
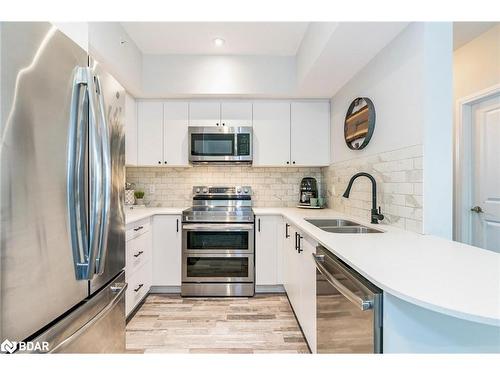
(149, 185, 155, 194)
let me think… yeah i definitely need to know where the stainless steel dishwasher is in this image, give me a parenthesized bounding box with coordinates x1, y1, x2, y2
(313, 246, 383, 353)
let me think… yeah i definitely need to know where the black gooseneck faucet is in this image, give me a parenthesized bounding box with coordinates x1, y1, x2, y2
(342, 172, 384, 224)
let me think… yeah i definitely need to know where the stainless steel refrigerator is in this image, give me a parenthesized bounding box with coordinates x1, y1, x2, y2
(0, 22, 126, 353)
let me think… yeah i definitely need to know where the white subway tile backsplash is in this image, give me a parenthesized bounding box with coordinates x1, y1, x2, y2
(126, 166, 324, 208)
(322, 144, 423, 233)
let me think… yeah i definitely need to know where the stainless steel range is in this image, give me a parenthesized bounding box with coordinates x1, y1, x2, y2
(181, 186, 255, 297)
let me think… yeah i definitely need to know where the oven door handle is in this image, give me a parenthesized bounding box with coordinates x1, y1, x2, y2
(182, 223, 254, 231)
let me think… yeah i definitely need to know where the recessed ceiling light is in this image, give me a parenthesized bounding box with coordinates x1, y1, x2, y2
(213, 38, 225, 47)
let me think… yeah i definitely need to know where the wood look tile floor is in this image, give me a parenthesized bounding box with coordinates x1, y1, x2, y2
(126, 294, 310, 354)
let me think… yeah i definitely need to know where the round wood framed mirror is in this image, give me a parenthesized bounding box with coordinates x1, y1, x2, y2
(344, 97, 375, 150)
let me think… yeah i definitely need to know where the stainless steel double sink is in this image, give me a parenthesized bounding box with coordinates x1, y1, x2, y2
(305, 219, 384, 234)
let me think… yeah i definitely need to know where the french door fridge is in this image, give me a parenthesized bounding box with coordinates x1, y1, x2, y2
(0, 22, 126, 353)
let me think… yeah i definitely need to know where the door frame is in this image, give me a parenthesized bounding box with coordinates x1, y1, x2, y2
(454, 84, 500, 244)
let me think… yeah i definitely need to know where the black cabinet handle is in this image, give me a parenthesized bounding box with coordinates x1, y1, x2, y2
(222, 123, 225, 126)
(216, 123, 219, 126)
(295, 232, 298, 250)
(176, 219, 179, 232)
(164, 161, 167, 164)
(258, 218, 261, 232)
(134, 284, 144, 292)
(298, 234, 303, 253)
(158, 161, 161, 164)
(133, 250, 144, 258)
(133, 226, 144, 231)
(286, 161, 289, 165)
(292, 161, 296, 164)
(285, 223, 290, 238)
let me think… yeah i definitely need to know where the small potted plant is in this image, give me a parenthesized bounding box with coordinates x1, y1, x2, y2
(134, 190, 145, 206)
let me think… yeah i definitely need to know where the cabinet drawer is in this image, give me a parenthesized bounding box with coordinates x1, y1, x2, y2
(126, 219, 151, 241)
(126, 261, 151, 317)
(126, 233, 151, 277)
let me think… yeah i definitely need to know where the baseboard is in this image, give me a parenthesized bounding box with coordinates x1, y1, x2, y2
(255, 285, 285, 293)
(150, 285, 181, 294)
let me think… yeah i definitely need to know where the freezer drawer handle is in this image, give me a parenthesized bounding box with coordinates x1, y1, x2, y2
(312, 253, 373, 311)
(133, 226, 144, 231)
(133, 251, 144, 258)
(48, 282, 127, 353)
(134, 284, 144, 292)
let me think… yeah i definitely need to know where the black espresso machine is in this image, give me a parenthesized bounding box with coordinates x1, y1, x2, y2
(298, 177, 318, 206)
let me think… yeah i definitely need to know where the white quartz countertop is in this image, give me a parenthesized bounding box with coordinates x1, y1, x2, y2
(126, 206, 500, 326)
(125, 206, 186, 225)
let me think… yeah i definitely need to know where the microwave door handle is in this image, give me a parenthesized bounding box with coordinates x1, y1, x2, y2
(312, 253, 373, 311)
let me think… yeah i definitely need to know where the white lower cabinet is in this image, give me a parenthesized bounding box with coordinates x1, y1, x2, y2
(255, 215, 283, 286)
(152, 215, 182, 287)
(125, 218, 152, 317)
(283, 222, 317, 352)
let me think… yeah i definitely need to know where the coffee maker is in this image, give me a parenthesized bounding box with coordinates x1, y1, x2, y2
(299, 177, 318, 206)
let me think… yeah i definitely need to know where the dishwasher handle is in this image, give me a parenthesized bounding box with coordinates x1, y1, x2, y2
(312, 253, 373, 311)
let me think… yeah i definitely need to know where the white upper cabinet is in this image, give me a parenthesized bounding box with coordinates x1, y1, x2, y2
(124, 94, 138, 166)
(163, 101, 189, 166)
(253, 101, 291, 166)
(189, 101, 221, 126)
(220, 102, 253, 127)
(137, 101, 163, 166)
(290, 101, 330, 166)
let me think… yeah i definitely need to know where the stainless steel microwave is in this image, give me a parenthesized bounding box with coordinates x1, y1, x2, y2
(188, 126, 253, 164)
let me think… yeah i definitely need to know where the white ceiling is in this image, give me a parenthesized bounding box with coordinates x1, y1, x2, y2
(121, 22, 309, 56)
(453, 22, 498, 50)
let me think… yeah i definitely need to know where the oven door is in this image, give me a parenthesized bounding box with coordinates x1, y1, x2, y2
(182, 223, 254, 254)
(182, 252, 254, 283)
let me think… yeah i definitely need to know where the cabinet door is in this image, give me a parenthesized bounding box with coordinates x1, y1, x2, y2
(221, 101, 253, 127)
(152, 215, 182, 286)
(299, 234, 317, 352)
(253, 101, 291, 166)
(163, 101, 189, 166)
(137, 101, 163, 166)
(124, 94, 137, 166)
(255, 215, 279, 285)
(290, 101, 330, 166)
(189, 101, 221, 126)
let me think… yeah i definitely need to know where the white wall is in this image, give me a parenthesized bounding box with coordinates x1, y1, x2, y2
(422, 23, 453, 239)
(89, 22, 142, 96)
(141, 55, 296, 98)
(330, 23, 426, 163)
(52, 22, 88, 51)
(454, 24, 500, 102)
(329, 22, 453, 239)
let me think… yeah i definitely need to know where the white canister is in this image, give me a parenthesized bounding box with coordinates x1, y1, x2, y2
(125, 189, 135, 205)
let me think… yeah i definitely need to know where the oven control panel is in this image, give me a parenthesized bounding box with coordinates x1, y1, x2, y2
(192, 186, 252, 196)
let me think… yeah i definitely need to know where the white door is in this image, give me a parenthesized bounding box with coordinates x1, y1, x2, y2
(124, 94, 137, 166)
(255, 215, 278, 285)
(253, 101, 291, 166)
(152, 215, 182, 286)
(220, 101, 253, 127)
(290, 101, 330, 166)
(189, 101, 221, 126)
(471, 95, 500, 253)
(137, 101, 163, 166)
(163, 101, 189, 166)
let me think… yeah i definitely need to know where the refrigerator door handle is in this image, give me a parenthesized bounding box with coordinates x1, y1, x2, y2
(93, 74, 112, 275)
(67, 66, 101, 280)
(48, 281, 127, 353)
